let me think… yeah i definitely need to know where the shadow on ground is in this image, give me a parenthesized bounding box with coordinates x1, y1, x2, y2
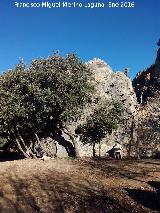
(0, 150, 24, 162)
(78, 158, 156, 182)
(126, 181, 160, 212)
(0, 158, 159, 212)
(0, 172, 130, 213)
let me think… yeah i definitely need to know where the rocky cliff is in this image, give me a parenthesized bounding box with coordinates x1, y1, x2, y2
(133, 40, 160, 104)
(132, 40, 160, 157)
(45, 42, 160, 159)
(64, 41, 160, 158)
(63, 58, 138, 158)
(87, 58, 137, 116)
(136, 97, 160, 157)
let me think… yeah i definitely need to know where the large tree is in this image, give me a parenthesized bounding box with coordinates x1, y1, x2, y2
(0, 54, 95, 157)
(0, 53, 125, 158)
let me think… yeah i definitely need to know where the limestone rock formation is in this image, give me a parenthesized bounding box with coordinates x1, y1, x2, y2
(55, 43, 160, 159)
(33, 137, 57, 158)
(87, 58, 112, 82)
(155, 39, 160, 81)
(44, 47, 160, 159)
(63, 58, 138, 158)
(132, 40, 160, 158)
(133, 40, 160, 103)
(136, 97, 160, 158)
(87, 58, 137, 116)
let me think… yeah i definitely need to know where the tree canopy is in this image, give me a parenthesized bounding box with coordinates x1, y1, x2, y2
(0, 53, 124, 158)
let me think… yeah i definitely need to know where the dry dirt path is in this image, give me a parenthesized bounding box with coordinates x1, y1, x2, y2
(0, 158, 160, 213)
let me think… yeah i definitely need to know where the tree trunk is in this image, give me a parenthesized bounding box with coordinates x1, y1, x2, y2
(62, 127, 78, 157)
(128, 139, 132, 158)
(93, 143, 96, 157)
(14, 133, 30, 158)
(99, 141, 101, 157)
(16, 128, 37, 159)
(136, 136, 140, 159)
(128, 117, 135, 158)
(35, 133, 42, 148)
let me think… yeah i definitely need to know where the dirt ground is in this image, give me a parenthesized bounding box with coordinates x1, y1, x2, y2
(0, 156, 159, 213)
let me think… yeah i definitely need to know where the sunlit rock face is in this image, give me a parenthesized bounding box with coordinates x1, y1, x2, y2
(87, 58, 112, 81)
(88, 59, 138, 158)
(87, 58, 137, 117)
(132, 42, 160, 158)
(62, 58, 138, 158)
(56, 46, 160, 158)
(133, 41, 160, 103)
(136, 98, 160, 158)
(104, 71, 137, 116)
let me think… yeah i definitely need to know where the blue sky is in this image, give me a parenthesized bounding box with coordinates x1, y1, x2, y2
(0, 0, 159, 79)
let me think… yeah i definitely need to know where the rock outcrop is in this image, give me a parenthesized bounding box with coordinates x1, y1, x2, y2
(133, 39, 160, 103)
(44, 41, 160, 159)
(136, 97, 160, 158)
(155, 39, 160, 77)
(133, 40, 160, 158)
(64, 58, 138, 158)
(87, 58, 137, 115)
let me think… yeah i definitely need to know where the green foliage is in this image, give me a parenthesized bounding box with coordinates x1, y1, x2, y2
(0, 53, 126, 157)
(79, 102, 124, 144)
(68, 156, 76, 160)
(0, 137, 7, 148)
(0, 54, 94, 143)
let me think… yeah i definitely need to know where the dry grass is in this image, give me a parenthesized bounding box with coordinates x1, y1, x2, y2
(0, 157, 159, 213)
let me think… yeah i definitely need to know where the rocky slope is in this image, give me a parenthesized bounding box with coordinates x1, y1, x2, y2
(137, 97, 160, 157)
(132, 40, 160, 157)
(133, 40, 160, 104)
